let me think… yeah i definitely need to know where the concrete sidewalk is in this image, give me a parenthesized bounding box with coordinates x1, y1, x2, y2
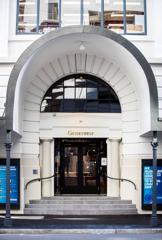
(0, 215, 162, 234)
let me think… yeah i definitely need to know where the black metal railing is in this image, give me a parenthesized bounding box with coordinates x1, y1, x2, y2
(107, 175, 137, 190)
(25, 173, 137, 191)
(25, 174, 55, 190)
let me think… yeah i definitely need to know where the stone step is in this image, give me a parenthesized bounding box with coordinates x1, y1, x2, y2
(25, 196, 137, 215)
(42, 196, 121, 200)
(24, 208, 137, 215)
(25, 203, 136, 210)
(29, 199, 132, 205)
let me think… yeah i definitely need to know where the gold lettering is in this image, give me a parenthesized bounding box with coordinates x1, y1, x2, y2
(67, 130, 94, 136)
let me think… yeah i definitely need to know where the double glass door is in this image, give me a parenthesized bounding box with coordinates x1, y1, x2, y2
(55, 139, 107, 195)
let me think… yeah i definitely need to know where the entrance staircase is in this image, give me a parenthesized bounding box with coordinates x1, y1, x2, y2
(24, 196, 137, 215)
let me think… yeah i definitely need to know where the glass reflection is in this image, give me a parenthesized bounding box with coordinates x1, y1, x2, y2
(41, 74, 121, 113)
(18, 0, 37, 33)
(61, 0, 81, 26)
(84, 0, 101, 26)
(104, 0, 124, 34)
(76, 88, 86, 99)
(126, 0, 145, 33)
(39, 0, 59, 33)
(87, 88, 97, 99)
(64, 88, 75, 99)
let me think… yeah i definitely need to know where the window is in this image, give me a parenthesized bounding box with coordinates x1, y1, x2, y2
(104, 0, 146, 34)
(41, 74, 121, 113)
(17, 0, 146, 35)
(17, 0, 59, 33)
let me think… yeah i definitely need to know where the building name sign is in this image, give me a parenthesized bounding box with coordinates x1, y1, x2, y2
(67, 130, 94, 136)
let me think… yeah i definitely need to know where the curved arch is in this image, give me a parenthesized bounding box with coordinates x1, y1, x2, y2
(5, 26, 159, 131)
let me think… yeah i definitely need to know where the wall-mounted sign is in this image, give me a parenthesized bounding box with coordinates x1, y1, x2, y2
(0, 159, 20, 209)
(67, 130, 94, 136)
(142, 159, 162, 210)
(101, 158, 107, 166)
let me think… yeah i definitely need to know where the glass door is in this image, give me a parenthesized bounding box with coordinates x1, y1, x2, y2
(54, 138, 107, 195)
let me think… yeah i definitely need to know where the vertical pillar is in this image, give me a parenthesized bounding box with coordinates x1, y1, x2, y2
(42, 139, 52, 197)
(151, 131, 159, 226)
(51, 139, 54, 196)
(107, 138, 120, 197)
(4, 130, 12, 227)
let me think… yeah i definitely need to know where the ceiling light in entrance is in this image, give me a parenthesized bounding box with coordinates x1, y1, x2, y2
(79, 42, 86, 51)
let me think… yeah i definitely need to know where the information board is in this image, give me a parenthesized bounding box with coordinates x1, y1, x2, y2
(0, 159, 20, 209)
(142, 159, 162, 210)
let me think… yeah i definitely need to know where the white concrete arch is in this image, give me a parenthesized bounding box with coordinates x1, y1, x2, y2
(18, 51, 139, 157)
(7, 27, 157, 159)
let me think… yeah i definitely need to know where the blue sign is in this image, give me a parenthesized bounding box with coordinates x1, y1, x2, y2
(143, 166, 162, 204)
(0, 160, 20, 209)
(0, 165, 19, 204)
(142, 159, 162, 210)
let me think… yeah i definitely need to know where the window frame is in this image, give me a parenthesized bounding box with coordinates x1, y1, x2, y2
(16, 0, 147, 35)
(40, 74, 121, 113)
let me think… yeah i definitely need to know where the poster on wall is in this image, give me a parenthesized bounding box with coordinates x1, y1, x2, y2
(142, 159, 162, 210)
(0, 159, 20, 209)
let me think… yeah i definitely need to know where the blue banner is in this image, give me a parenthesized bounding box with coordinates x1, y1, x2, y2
(143, 166, 162, 204)
(0, 165, 19, 204)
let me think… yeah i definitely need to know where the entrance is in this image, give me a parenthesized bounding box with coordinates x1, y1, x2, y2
(54, 138, 107, 194)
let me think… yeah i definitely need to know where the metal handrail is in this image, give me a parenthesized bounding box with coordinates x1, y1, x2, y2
(25, 174, 55, 190)
(25, 173, 137, 191)
(107, 175, 137, 190)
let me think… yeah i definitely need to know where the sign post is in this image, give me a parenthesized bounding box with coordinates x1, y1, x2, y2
(151, 131, 159, 227)
(3, 130, 12, 227)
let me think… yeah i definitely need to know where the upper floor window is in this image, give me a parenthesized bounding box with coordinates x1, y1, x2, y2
(40, 74, 121, 113)
(17, 0, 59, 33)
(17, 0, 146, 35)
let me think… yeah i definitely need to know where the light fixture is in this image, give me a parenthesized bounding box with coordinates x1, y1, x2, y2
(79, 42, 85, 51)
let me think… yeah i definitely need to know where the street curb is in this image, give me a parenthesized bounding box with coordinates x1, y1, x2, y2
(0, 228, 162, 234)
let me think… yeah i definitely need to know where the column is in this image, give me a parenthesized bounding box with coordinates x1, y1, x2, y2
(42, 139, 52, 197)
(107, 138, 120, 197)
(50, 139, 54, 196)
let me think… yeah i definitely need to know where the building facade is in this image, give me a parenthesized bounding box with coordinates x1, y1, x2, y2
(0, 0, 162, 215)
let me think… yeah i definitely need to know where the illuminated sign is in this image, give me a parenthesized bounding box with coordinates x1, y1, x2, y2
(0, 159, 20, 209)
(142, 159, 162, 210)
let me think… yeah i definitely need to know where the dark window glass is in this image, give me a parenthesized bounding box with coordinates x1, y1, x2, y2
(51, 99, 63, 112)
(98, 87, 110, 100)
(99, 100, 110, 112)
(64, 100, 75, 112)
(87, 100, 98, 112)
(75, 100, 86, 112)
(87, 88, 97, 99)
(40, 73, 121, 113)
